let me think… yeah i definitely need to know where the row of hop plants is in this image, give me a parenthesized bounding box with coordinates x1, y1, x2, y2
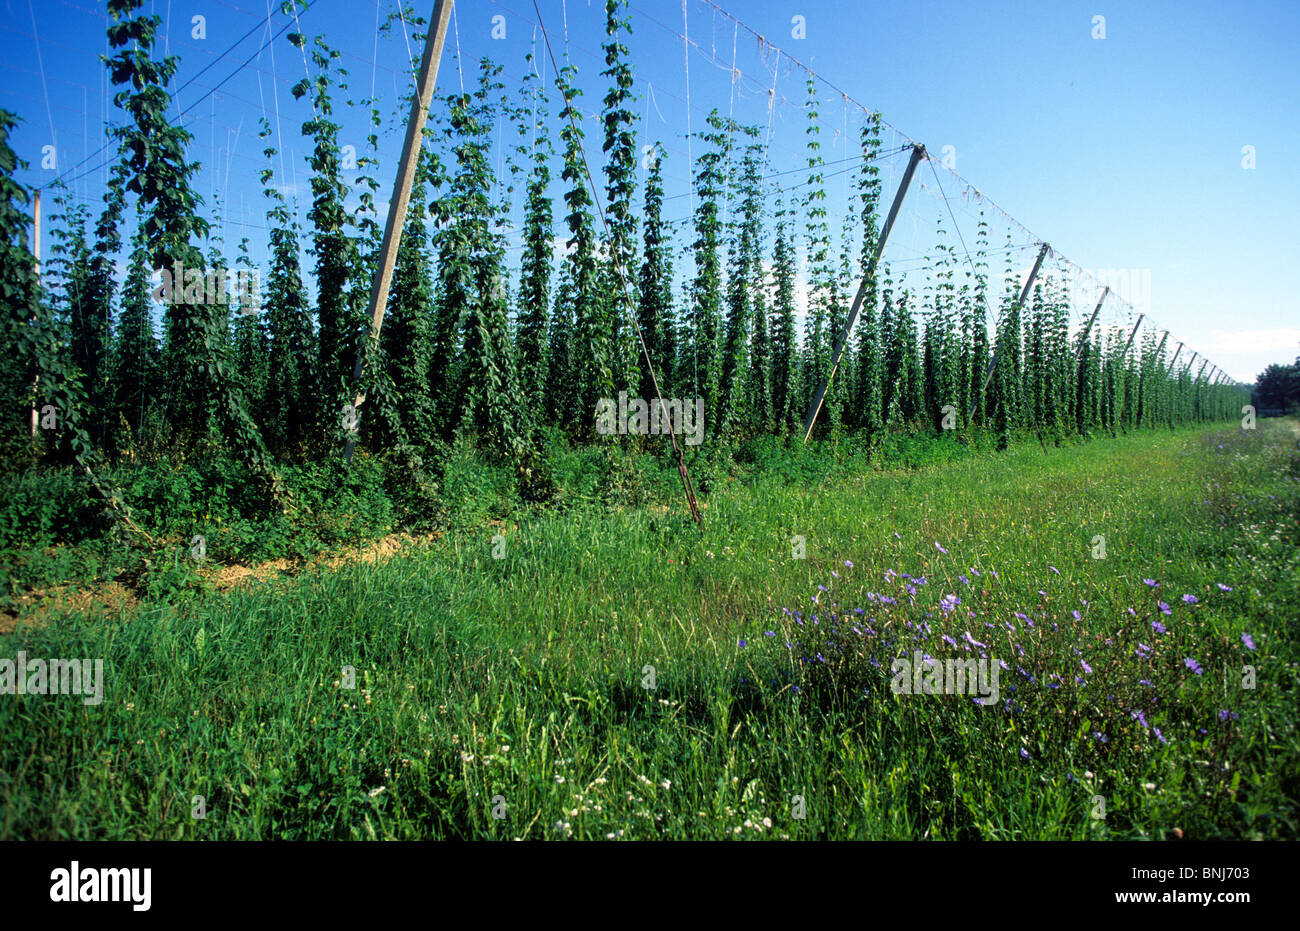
(1, 0, 1250, 522)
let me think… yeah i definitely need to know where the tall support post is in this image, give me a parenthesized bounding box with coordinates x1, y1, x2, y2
(30, 188, 40, 436)
(1196, 359, 1208, 381)
(1152, 330, 1169, 360)
(344, 0, 454, 464)
(1165, 340, 1183, 372)
(1182, 351, 1198, 375)
(1074, 286, 1108, 364)
(970, 241, 1050, 420)
(801, 143, 926, 443)
(1122, 313, 1145, 356)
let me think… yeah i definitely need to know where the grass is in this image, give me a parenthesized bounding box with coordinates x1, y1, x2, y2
(1, 419, 1297, 839)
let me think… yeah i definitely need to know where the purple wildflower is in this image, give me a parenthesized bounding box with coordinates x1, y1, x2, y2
(935, 542, 948, 555)
(1217, 583, 1232, 592)
(1143, 579, 1159, 587)
(1242, 633, 1255, 651)
(1158, 601, 1172, 616)
(1184, 657, 1203, 675)
(1181, 594, 1198, 604)
(1152, 620, 1167, 634)
(1080, 659, 1093, 674)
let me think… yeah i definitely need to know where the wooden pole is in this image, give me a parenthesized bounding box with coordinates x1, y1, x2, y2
(970, 242, 1050, 420)
(344, 0, 454, 465)
(1166, 341, 1184, 373)
(801, 143, 926, 443)
(1074, 286, 1107, 364)
(30, 188, 40, 436)
(1122, 314, 1145, 356)
(1152, 331, 1169, 360)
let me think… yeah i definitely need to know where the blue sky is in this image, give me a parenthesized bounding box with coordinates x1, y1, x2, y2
(2, 0, 1296, 382)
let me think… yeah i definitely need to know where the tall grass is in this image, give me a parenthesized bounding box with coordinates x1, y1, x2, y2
(1, 420, 1296, 839)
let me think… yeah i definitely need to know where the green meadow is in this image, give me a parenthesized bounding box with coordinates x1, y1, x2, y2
(2, 419, 1296, 839)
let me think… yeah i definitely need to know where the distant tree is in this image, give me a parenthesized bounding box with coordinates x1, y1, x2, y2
(1254, 357, 1300, 412)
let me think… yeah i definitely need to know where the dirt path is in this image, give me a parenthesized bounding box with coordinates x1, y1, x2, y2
(1, 529, 451, 634)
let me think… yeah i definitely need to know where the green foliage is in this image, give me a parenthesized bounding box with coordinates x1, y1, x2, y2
(637, 148, 674, 401)
(555, 62, 609, 436)
(294, 33, 357, 431)
(377, 147, 436, 448)
(5, 422, 1295, 839)
(516, 56, 554, 426)
(688, 109, 732, 441)
(600, 0, 640, 396)
(719, 132, 762, 439)
(769, 205, 799, 433)
(260, 118, 318, 461)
